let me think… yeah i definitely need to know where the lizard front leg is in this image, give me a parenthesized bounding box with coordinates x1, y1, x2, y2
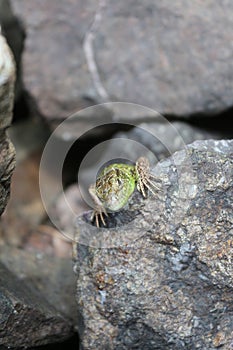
(136, 157, 161, 197)
(88, 184, 108, 227)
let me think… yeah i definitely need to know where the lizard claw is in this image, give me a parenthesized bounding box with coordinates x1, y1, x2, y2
(91, 206, 108, 228)
(89, 183, 108, 227)
(136, 157, 161, 197)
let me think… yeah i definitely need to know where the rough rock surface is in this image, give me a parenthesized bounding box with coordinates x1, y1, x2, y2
(0, 242, 77, 326)
(11, 0, 97, 120)
(0, 34, 16, 215)
(11, 0, 233, 119)
(0, 0, 25, 102)
(0, 262, 72, 348)
(0, 135, 15, 216)
(74, 139, 233, 349)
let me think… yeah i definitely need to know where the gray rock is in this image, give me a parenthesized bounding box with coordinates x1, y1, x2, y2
(10, 0, 233, 119)
(74, 139, 233, 349)
(0, 135, 15, 216)
(0, 244, 77, 327)
(94, 0, 233, 116)
(11, 0, 97, 120)
(0, 34, 16, 216)
(0, 262, 72, 348)
(0, 0, 25, 102)
(0, 34, 15, 128)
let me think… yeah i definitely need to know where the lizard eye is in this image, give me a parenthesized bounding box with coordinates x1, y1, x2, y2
(117, 178, 123, 186)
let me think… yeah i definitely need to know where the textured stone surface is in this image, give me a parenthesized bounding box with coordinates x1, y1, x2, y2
(0, 34, 16, 216)
(0, 135, 15, 216)
(11, 0, 233, 119)
(74, 140, 233, 349)
(0, 262, 73, 348)
(0, 242, 77, 326)
(0, 34, 15, 128)
(11, 0, 96, 120)
(0, 0, 25, 102)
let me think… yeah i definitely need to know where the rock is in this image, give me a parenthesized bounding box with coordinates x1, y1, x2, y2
(10, 0, 97, 121)
(74, 139, 233, 349)
(0, 240, 77, 326)
(0, 34, 15, 128)
(0, 262, 73, 348)
(0, 136, 15, 216)
(10, 0, 233, 119)
(0, 34, 16, 216)
(0, 0, 25, 102)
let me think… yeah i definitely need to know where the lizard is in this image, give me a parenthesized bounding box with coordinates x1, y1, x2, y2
(89, 157, 160, 227)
